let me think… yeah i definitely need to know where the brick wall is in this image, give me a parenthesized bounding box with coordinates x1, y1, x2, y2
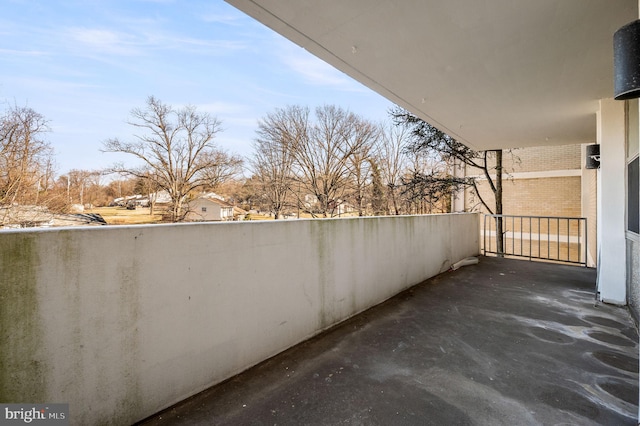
(509, 144, 581, 172)
(466, 144, 582, 176)
(462, 143, 595, 265)
(466, 176, 582, 217)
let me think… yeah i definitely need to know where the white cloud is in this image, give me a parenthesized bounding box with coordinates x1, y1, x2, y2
(0, 48, 48, 57)
(200, 13, 243, 25)
(65, 27, 143, 56)
(223, 116, 259, 128)
(63, 24, 247, 59)
(156, 34, 247, 52)
(277, 42, 364, 91)
(288, 54, 347, 86)
(192, 101, 251, 115)
(134, 0, 176, 3)
(3, 76, 101, 92)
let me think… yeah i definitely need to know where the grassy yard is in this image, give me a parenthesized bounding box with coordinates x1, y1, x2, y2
(86, 207, 353, 225)
(87, 206, 273, 224)
(86, 207, 164, 225)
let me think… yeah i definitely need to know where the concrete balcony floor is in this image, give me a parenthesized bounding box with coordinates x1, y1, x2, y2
(139, 257, 638, 425)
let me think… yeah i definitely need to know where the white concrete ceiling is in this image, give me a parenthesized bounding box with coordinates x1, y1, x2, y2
(226, 0, 637, 150)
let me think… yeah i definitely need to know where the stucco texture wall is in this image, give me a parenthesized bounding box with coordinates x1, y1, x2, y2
(0, 214, 479, 425)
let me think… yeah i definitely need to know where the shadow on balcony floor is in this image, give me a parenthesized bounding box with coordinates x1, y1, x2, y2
(138, 257, 638, 426)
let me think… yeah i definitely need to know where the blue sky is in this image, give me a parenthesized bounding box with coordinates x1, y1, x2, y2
(0, 0, 395, 175)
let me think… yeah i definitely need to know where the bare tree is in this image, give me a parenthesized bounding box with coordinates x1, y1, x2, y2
(131, 171, 161, 214)
(402, 146, 452, 214)
(250, 106, 305, 219)
(64, 169, 102, 206)
(291, 105, 375, 217)
(102, 96, 225, 222)
(378, 122, 409, 215)
(369, 159, 386, 215)
(391, 107, 506, 253)
(199, 150, 244, 191)
(106, 178, 137, 201)
(346, 120, 379, 216)
(0, 104, 53, 207)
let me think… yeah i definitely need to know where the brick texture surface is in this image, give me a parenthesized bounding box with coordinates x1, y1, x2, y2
(461, 143, 596, 265)
(466, 176, 581, 218)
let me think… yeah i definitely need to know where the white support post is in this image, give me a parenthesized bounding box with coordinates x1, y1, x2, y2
(596, 99, 627, 305)
(451, 158, 466, 213)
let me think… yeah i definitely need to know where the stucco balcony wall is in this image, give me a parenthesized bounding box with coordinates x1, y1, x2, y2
(0, 213, 479, 425)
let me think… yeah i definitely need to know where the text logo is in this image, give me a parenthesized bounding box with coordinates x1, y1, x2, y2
(1, 404, 68, 425)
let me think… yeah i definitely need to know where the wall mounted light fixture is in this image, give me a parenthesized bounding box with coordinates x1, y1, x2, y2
(614, 19, 640, 100)
(585, 144, 600, 169)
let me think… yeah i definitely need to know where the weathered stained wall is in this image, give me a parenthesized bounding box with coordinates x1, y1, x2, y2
(0, 214, 479, 425)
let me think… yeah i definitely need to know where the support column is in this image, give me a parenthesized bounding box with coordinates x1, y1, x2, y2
(581, 144, 598, 267)
(596, 99, 627, 305)
(451, 159, 465, 212)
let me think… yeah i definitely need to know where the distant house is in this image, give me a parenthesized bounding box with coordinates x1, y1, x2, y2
(233, 206, 247, 221)
(335, 201, 355, 216)
(185, 197, 235, 222)
(111, 194, 150, 208)
(0, 205, 106, 229)
(149, 191, 172, 206)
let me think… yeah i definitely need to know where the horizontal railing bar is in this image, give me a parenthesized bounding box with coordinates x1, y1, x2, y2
(481, 230, 584, 243)
(481, 250, 587, 265)
(481, 214, 587, 267)
(483, 214, 587, 221)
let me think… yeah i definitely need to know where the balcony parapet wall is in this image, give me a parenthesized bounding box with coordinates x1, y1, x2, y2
(0, 213, 479, 425)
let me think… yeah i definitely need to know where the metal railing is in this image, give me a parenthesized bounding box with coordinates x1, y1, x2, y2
(483, 214, 587, 266)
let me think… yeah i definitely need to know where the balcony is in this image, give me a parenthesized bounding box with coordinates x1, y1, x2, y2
(1, 213, 637, 424)
(138, 256, 638, 425)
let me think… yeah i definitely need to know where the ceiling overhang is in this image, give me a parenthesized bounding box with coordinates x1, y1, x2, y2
(226, 0, 637, 150)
